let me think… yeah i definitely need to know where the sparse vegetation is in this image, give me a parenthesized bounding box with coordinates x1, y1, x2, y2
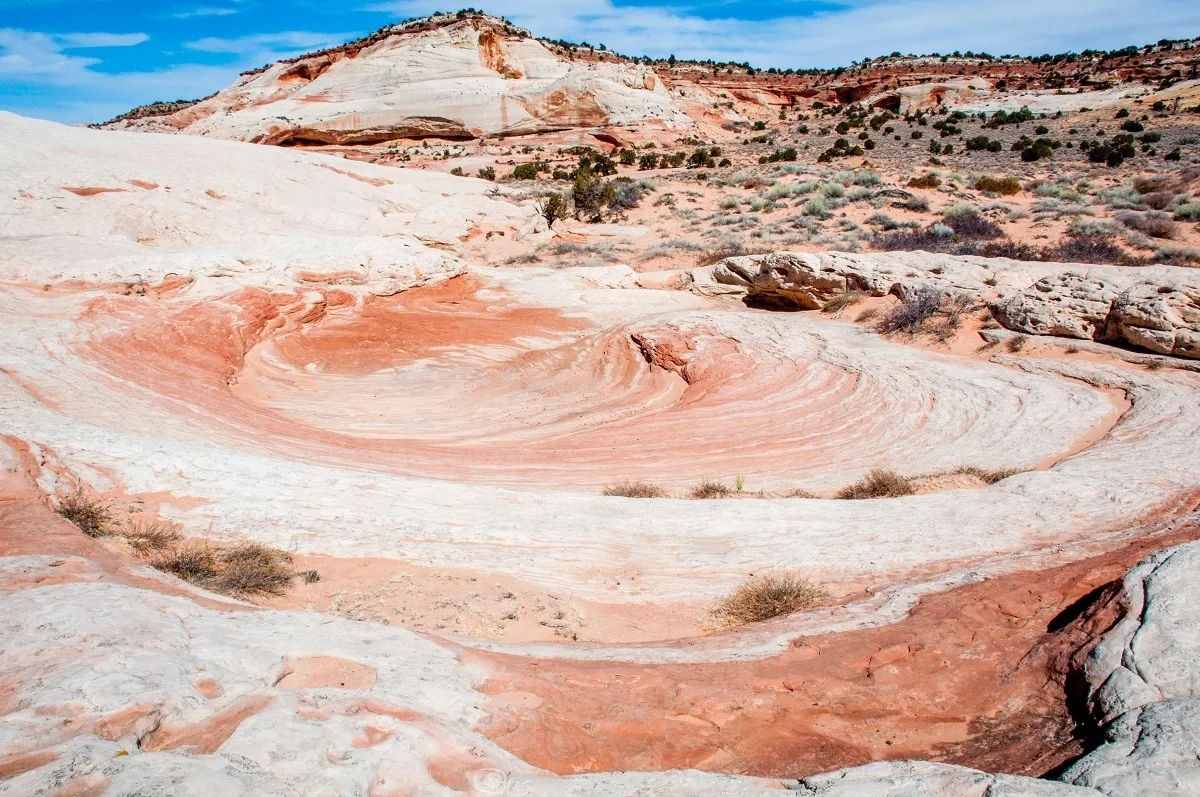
(603, 480, 665, 498)
(56, 489, 112, 537)
(711, 572, 828, 626)
(822, 290, 866, 314)
(974, 175, 1022, 196)
(211, 543, 296, 597)
(835, 468, 915, 499)
(690, 479, 734, 499)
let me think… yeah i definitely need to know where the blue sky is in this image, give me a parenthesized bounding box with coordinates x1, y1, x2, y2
(3, 0, 1198, 124)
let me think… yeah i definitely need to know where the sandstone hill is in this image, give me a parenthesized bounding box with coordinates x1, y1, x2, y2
(6, 9, 1200, 796)
(100, 13, 691, 145)
(100, 12, 1200, 148)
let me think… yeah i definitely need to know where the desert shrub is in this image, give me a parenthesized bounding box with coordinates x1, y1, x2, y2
(975, 175, 1021, 196)
(711, 573, 828, 626)
(965, 136, 1003, 152)
(690, 479, 733, 499)
(853, 170, 882, 186)
(510, 162, 541, 180)
(1006, 334, 1028, 352)
(866, 212, 899, 229)
(907, 172, 940, 189)
(952, 466, 1021, 484)
(477, 166, 496, 181)
(638, 152, 660, 170)
(820, 182, 846, 198)
(943, 206, 1002, 240)
(150, 541, 219, 584)
(822, 290, 866, 314)
(603, 481, 665, 498)
(609, 179, 648, 211)
(1115, 210, 1177, 239)
(874, 286, 969, 337)
(1175, 202, 1200, 221)
(803, 196, 831, 218)
(618, 148, 637, 166)
(1120, 120, 1144, 133)
(874, 228, 955, 254)
(300, 569, 321, 584)
(122, 517, 183, 554)
(695, 242, 765, 267)
(1143, 191, 1175, 210)
(835, 469, 914, 499)
(210, 543, 295, 597)
(539, 192, 570, 225)
(449, 167, 465, 176)
(57, 489, 112, 537)
(977, 240, 1043, 260)
(898, 195, 930, 212)
(1051, 234, 1126, 264)
(1021, 139, 1054, 162)
(1087, 134, 1137, 167)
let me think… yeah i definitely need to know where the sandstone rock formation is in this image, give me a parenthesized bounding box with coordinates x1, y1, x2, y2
(102, 14, 691, 145)
(705, 251, 1200, 359)
(5, 111, 1200, 794)
(867, 77, 993, 114)
(798, 540, 1200, 796)
(0, 111, 531, 294)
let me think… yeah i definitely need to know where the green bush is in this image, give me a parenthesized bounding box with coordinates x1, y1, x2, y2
(511, 162, 541, 180)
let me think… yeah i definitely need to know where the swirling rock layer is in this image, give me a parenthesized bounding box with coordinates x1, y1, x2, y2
(3, 113, 1200, 794)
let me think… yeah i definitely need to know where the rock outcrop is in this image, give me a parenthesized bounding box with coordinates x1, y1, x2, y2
(795, 540, 1200, 796)
(867, 77, 993, 114)
(101, 14, 691, 144)
(705, 251, 1200, 359)
(0, 112, 531, 294)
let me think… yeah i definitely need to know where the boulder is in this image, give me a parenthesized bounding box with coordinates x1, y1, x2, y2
(1105, 279, 1200, 358)
(997, 271, 1123, 340)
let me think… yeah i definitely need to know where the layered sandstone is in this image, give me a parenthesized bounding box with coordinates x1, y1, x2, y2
(4, 111, 1200, 794)
(102, 14, 690, 145)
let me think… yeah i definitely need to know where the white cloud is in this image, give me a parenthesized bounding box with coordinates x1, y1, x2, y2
(172, 6, 240, 19)
(56, 32, 150, 48)
(370, 0, 1200, 67)
(0, 28, 234, 122)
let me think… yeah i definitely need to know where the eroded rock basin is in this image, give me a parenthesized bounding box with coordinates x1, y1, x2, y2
(4, 112, 1200, 795)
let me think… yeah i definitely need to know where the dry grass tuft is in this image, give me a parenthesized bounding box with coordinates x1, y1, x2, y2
(122, 517, 183, 554)
(144, 535, 296, 598)
(300, 569, 321, 584)
(789, 488, 820, 499)
(694, 242, 768, 268)
(855, 307, 880, 323)
(210, 543, 296, 597)
(950, 466, 1021, 485)
(821, 290, 866, 315)
(712, 572, 828, 627)
(690, 479, 734, 499)
(56, 489, 113, 537)
(836, 469, 914, 499)
(603, 480, 665, 498)
(150, 540, 219, 584)
(1006, 334, 1029, 352)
